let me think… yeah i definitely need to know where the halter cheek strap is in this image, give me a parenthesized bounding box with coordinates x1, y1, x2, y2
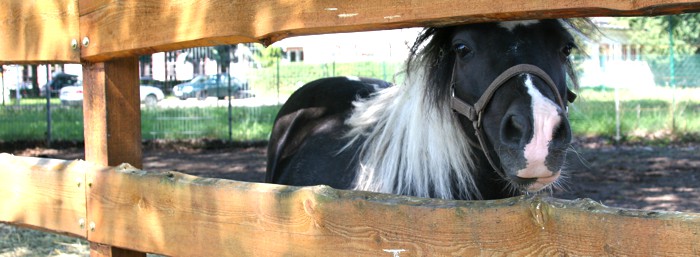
(450, 63, 571, 177)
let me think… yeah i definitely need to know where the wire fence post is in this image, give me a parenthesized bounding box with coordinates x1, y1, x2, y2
(228, 66, 233, 142)
(671, 81, 677, 133)
(668, 16, 676, 134)
(382, 61, 387, 81)
(14, 66, 20, 106)
(276, 55, 280, 104)
(45, 65, 52, 147)
(614, 83, 621, 142)
(1, 66, 5, 106)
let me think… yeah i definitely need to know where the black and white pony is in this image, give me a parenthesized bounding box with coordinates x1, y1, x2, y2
(266, 19, 589, 200)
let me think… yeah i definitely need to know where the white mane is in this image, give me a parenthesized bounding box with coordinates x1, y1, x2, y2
(344, 63, 481, 200)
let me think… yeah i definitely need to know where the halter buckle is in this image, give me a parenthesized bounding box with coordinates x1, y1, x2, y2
(476, 112, 482, 128)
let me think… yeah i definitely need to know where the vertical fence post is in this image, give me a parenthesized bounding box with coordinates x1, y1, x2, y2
(276, 55, 280, 104)
(614, 84, 621, 142)
(668, 16, 677, 133)
(382, 61, 387, 81)
(1, 66, 5, 106)
(671, 81, 677, 133)
(45, 65, 52, 147)
(227, 66, 233, 142)
(82, 57, 146, 257)
(14, 65, 20, 106)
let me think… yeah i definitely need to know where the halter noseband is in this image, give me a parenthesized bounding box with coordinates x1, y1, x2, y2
(450, 63, 571, 176)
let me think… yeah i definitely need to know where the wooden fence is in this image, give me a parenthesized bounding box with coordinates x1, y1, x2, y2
(2, 1, 700, 256)
(2, 153, 700, 256)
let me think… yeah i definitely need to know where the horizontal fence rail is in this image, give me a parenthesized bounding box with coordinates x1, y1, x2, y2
(3, 0, 700, 64)
(1, 153, 700, 256)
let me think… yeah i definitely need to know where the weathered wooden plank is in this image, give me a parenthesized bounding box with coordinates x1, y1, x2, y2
(82, 58, 142, 169)
(83, 163, 700, 257)
(1, 0, 698, 63)
(0, 0, 80, 64)
(82, 57, 146, 257)
(0, 154, 87, 238)
(78, 0, 700, 62)
(1, 154, 698, 256)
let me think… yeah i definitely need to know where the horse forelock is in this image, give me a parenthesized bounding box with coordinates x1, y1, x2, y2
(408, 27, 456, 111)
(345, 57, 480, 200)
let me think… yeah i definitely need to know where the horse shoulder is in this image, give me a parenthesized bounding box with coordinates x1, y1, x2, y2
(266, 77, 379, 185)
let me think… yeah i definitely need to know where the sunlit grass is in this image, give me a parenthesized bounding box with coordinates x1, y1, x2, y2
(569, 86, 700, 141)
(2, 81, 700, 143)
(0, 105, 281, 142)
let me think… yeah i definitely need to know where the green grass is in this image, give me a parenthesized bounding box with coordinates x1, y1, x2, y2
(2, 98, 61, 106)
(569, 86, 700, 141)
(0, 105, 281, 142)
(2, 62, 700, 144)
(141, 105, 279, 140)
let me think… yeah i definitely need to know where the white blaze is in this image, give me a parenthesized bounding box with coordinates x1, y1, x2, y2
(519, 75, 561, 191)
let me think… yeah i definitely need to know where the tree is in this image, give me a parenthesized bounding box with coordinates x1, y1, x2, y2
(253, 45, 285, 68)
(619, 14, 700, 56)
(615, 14, 700, 87)
(212, 45, 236, 73)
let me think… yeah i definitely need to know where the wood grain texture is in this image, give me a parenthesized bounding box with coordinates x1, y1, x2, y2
(83, 164, 700, 257)
(81, 57, 147, 257)
(0, 0, 80, 64)
(0, 154, 87, 238)
(77, 0, 700, 62)
(2, 0, 699, 63)
(1, 154, 698, 256)
(82, 58, 142, 169)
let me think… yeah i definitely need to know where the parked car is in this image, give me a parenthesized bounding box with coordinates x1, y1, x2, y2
(59, 83, 165, 107)
(139, 75, 168, 93)
(172, 74, 252, 100)
(41, 72, 80, 97)
(58, 82, 84, 106)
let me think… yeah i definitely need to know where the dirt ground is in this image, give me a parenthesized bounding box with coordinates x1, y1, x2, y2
(9, 137, 700, 213)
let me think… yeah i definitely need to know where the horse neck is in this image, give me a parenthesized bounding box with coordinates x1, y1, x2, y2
(344, 72, 481, 200)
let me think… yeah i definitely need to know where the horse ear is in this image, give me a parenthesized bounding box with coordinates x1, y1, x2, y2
(566, 88, 577, 103)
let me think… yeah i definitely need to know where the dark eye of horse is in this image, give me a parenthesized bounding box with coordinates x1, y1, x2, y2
(454, 44, 472, 58)
(562, 43, 575, 57)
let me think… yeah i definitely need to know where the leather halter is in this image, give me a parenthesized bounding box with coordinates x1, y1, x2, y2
(450, 63, 570, 176)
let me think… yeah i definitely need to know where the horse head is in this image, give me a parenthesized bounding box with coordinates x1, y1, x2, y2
(417, 19, 583, 195)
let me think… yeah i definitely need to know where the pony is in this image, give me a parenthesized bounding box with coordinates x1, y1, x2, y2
(266, 19, 590, 200)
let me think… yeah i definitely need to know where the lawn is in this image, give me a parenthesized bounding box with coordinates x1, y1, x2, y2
(570, 86, 700, 141)
(1, 78, 699, 144)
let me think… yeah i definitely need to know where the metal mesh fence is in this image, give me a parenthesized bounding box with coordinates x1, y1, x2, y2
(0, 59, 406, 143)
(569, 53, 700, 141)
(1, 49, 699, 143)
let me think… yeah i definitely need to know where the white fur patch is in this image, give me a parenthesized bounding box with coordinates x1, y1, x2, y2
(344, 63, 480, 200)
(519, 75, 561, 191)
(499, 20, 540, 32)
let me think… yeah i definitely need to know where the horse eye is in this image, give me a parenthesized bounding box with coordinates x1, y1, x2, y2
(454, 44, 472, 58)
(562, 43, 575, 57)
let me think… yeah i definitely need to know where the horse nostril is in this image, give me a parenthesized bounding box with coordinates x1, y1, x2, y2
(501, 115, 528, 148)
